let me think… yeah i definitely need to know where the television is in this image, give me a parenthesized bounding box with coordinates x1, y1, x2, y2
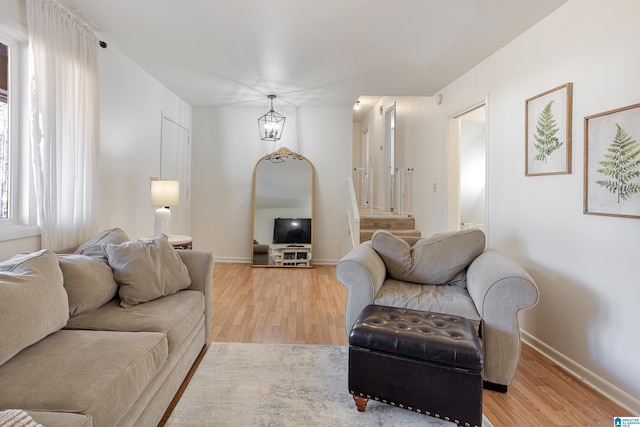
(273, 218, 312, 244)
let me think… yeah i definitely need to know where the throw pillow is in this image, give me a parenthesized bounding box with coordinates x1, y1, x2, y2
(105, 234, 192, 308)
(75, 228, 129, 262)
(57, 254, 119, 316)
(371, 229, 486, 286)
(0, 250, 68, 366)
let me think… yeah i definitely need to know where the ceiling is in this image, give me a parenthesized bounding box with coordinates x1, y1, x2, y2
(63, 0, 567, 109)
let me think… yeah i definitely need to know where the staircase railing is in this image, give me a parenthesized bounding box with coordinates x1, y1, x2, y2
(347, 176, 361, 250)
(352, 167, 373, 217)
(353, 167, 413, 217)
(394, 168, 414, 217)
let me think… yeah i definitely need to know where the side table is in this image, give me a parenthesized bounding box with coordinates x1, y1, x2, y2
(138, 235, 193, 250)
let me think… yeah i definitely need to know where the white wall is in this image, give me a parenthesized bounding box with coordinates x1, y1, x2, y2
(431, 0, 640, 411)
(97, 43, 192, 239)
(190, 105, 352, 263)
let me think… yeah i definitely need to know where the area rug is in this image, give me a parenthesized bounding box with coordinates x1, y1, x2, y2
(165, 342, 493, 427)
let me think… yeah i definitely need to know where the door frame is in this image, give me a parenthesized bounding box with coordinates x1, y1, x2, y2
(447, 98, 489, 236)
(384, 102, 396, 212)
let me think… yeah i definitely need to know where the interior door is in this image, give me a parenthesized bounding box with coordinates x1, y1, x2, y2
(160, 114, 190, 235)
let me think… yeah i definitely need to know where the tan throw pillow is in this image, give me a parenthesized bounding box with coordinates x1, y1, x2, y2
(0, 250, 69, 365)
(371, 229, 486, 286)
(57, 254, 119, 316)
(75, 228, 129, 262)
(105, 234, 192, 308)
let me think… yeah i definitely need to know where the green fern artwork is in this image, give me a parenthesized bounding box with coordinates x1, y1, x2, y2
(596, 123, 640, 203)
(533, 100, 563, 163)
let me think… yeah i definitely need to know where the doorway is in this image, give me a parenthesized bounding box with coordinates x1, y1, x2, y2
(160, 114, 190, 235)
(448, 103, 487, 232)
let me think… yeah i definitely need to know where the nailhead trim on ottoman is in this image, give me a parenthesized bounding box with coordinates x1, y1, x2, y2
(348, 305, 484, 427)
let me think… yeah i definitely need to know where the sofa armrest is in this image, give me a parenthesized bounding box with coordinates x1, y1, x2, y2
(177, 250, 214, 340)
(336, 241, 387, 335)
(466, 249, 539, 386)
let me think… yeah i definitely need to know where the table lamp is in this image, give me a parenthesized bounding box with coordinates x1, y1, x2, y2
(150, 180, 179, 235)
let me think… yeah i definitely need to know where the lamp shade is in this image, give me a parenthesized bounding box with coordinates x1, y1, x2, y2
(150, 180, 179, 207)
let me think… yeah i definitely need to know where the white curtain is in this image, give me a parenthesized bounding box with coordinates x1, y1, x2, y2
(27, 0, 99, 250)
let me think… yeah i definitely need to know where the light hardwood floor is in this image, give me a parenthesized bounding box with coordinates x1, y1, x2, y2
(209, 263, 630, 426)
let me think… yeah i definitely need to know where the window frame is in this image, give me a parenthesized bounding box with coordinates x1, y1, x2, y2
(0, 34, 18, 225)
(0, 22, 39, 241)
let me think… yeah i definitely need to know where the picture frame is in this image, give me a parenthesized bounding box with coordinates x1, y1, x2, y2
(525, 83, 573, 176)
(584, 103, 640, 219)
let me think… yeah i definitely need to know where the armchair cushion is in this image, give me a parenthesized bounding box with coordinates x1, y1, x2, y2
(371, 229, 485, 287)
(375, 279, 481, 325)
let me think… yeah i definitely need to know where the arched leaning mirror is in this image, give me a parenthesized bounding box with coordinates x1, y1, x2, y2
(251, 147, 314, 267)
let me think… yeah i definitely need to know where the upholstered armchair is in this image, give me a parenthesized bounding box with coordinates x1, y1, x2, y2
(336, 229, 539, 391)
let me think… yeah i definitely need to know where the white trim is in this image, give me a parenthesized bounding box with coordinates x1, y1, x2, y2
(0, 12, 28, 40)
(0, 225, 40, 242)
(212, 256, 339, 266)
(521, 329, 640, 414)
(214, 256, 250, 264)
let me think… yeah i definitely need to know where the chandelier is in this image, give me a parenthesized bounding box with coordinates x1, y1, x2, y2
(257, 95, 285, 141)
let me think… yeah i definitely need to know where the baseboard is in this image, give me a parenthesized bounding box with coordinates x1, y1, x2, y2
(212, 257, 340, 266)
(521, 330, 640, 414)
(311, 258, 339, 266)
(213, 256, 250, 263)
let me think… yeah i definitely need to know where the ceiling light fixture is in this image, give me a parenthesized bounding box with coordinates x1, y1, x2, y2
(353, 100, 362, 111)
(258, 95, 285, 141)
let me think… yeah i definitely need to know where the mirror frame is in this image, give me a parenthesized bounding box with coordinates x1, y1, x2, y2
(251, 147, 314, 268)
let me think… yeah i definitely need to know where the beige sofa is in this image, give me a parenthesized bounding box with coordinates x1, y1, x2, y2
(336, 229, 538, 391)
(0, 229, 214, 427)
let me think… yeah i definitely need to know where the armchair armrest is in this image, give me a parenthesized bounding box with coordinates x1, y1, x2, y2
(177, 250, 215, 340)
(336, 242, 387, 335)
(466, 249, 539, 386)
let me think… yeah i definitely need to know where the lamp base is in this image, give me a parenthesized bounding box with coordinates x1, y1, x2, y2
(154, 207, 171, 236)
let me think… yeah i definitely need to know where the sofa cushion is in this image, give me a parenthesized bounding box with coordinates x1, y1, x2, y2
(371, 229, 486, 286)
(0, 250, 68, 366)
(65, 290, 204, 355)
(105, 234, 191, 308)
(58, 254, 119, 316)
(0, 329, 167, 427)
(374, 279, 481, 326)
(75, 228, 129, 262)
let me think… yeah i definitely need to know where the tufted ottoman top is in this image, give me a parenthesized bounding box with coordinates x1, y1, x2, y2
(349, 305, 483, 372)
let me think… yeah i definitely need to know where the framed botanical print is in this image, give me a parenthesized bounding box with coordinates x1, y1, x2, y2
(584, 103, 640, 218)
(525, 83, 573, 176)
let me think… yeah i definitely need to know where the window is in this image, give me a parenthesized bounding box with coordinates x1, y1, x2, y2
(0, 28, 37, 239)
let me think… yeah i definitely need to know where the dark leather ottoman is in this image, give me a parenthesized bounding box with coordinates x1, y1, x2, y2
(348, 305, 484, 427)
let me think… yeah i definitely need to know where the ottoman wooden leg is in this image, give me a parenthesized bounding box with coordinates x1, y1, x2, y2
(353, 395, 369, 412)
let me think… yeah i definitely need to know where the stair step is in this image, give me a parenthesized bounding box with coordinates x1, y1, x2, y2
(359, 228, 422, 243)
(360, 216, 415, 230)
